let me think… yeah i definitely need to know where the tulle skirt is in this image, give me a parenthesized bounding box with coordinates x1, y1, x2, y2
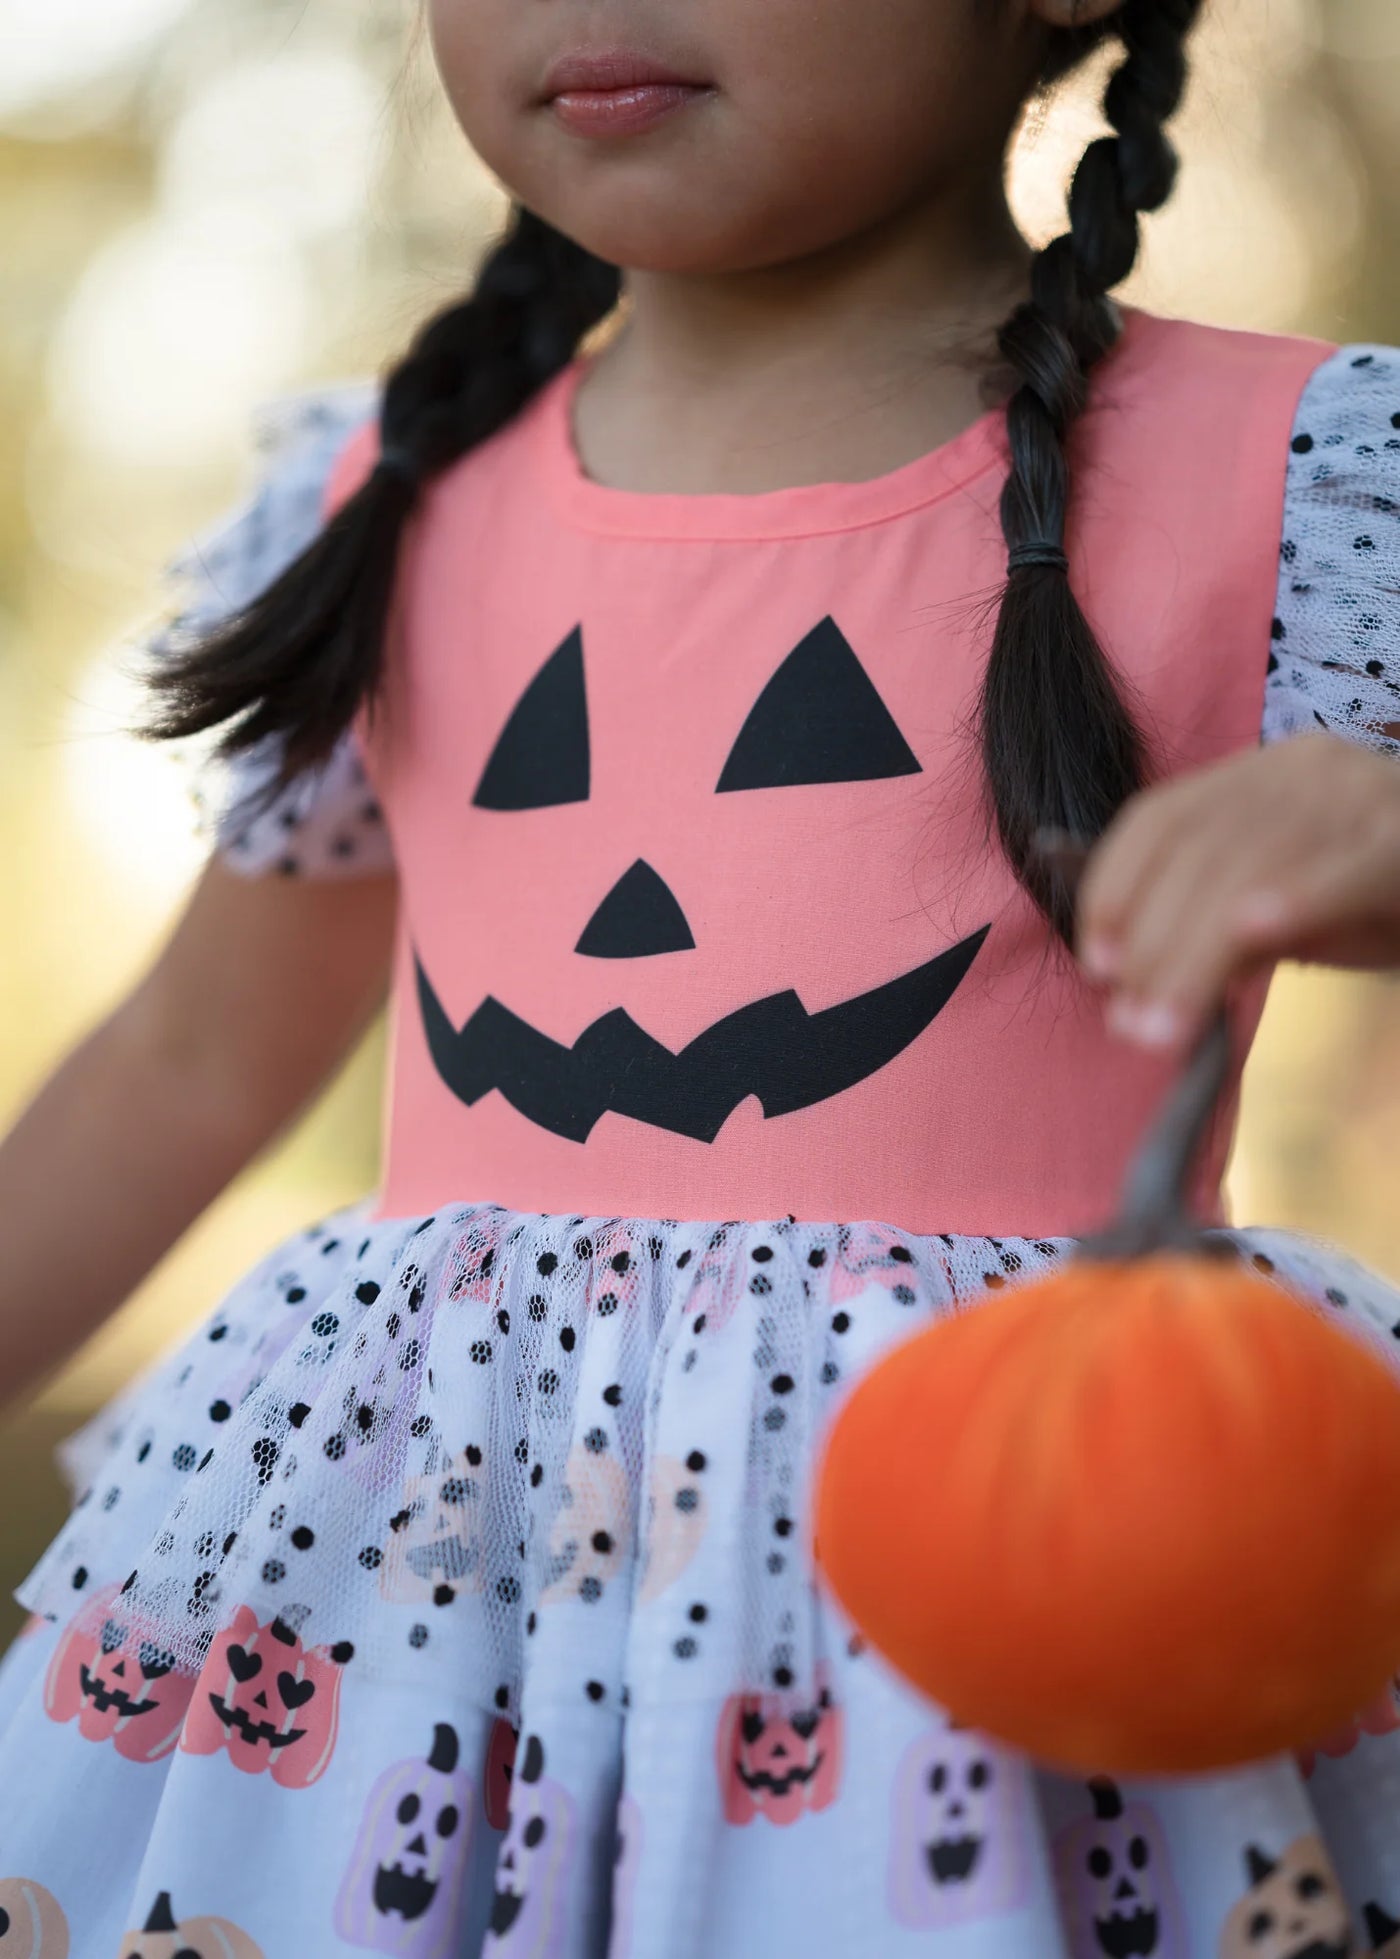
(3, 1194, 1400, 1957)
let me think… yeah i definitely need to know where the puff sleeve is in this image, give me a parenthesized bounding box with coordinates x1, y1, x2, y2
(1261, 345, 1400, 757)
(151, 382, 395, 878)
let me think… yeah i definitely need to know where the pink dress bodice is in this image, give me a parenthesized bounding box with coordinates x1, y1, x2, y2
(324, 306, 1334, 1236)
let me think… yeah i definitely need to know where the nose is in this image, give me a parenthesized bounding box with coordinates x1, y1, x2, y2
(576, 859, 695, 959)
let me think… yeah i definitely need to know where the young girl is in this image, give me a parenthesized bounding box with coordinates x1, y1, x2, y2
(2, 0, 1400, 1953)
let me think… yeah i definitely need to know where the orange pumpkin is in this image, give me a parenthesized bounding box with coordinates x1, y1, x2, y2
(816, 1251, 1400, 1774)
(814, 964, 1400, 1778)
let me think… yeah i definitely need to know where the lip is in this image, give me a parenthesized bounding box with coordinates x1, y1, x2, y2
(539, 49, 713, 138)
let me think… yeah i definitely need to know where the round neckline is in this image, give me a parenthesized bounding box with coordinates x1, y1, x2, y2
(538, 345, 1015, 542)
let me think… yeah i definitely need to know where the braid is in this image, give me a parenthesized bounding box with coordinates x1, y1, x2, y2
(138, 205, 619, 818)
(981, 0, 1202, 941)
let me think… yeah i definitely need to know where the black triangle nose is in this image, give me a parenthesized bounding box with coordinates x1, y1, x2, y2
(576, 859, 696, 959)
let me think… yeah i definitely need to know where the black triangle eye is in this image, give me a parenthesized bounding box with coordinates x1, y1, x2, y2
(716, 616, 921, 792)
(473, 627, 590, 810)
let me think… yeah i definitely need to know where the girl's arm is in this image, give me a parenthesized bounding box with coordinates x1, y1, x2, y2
(0, 855, 397, 1413)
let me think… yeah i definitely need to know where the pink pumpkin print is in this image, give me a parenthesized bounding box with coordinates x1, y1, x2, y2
(829, 1224, 921, 1305)
(540, 1448, 631, 1607)
(610, 1794, 643, 1959)
(586, 1225, 645, 1316)
(446, 1215, 510, 1306)
(636, 1454, 708, 1605)
(1297, 1674, 1400, 1777)
(333, 1723, 474, 1958)
(178, 1606, 345, 1788)
(43, 1582, 194, 1763)
(0, 1874, 69, 1957)
(1052, 1778, 1187, 1959)
(485, 1735, 577, 1954)
(485, 1718, 518, 1832)
(379, 1446, 486, 1607)
(716, 1669, 843, 1828)
(1218, 1838, 1350, 1959)
(888, 1720, 1034, 1930)
(118, 1890, 263, 1959)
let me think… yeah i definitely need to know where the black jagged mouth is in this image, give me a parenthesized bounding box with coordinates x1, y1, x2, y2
(415, 925, 990, 1144)
(78, 1662, 160, 1720)
(372, 1863, 438, 1923)
(1092, 1907, 1161, 1959)
(209, 1693, 305, 1750)
(927, 1836, 983, 1885)
(736, 1752, 823, 1799)
(490, 1889, 524, 1937)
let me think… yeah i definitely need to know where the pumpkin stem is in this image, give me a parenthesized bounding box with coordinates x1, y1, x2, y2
(428, 1721, 460, 1774)
(1080, 1007, 1234, 1259)
(143, 1893, 178, 1933)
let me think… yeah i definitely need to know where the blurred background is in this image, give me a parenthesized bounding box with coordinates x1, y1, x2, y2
(1, 0, 1397, 1644)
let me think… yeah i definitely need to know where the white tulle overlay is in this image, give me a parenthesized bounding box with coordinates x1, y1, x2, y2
(6, 1201, 1400, 1957)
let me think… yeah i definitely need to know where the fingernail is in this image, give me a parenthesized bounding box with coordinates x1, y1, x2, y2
(1107, 995, 1186, 1048)
(1080, 935, 1121, 980)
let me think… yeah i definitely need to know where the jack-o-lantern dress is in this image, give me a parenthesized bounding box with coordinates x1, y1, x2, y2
(2, 307, 1400, 1959)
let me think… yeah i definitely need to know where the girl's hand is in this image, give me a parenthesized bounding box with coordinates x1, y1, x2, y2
(1076, 733, 1400, 1050)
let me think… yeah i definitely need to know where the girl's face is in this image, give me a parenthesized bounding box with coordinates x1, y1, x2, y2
(427, 0, 1040, 275)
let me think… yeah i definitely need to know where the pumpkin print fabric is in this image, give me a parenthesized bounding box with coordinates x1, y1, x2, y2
(1, 316, 1399, 1957)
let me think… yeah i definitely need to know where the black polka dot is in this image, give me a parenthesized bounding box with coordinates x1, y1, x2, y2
(689, 1602, 708, 1623)
(496, 1310, 511, 1334)
(592, 1531, 614, 1555)
(527, 1612, 538, 1636)
(821, 1361, 839, 1385)
(559, 1327, 576, 1352)
(331, 1641, 354, 1663)
(223, 1532, 238, 1555)
(495, 1684, 510, 1710)
(831, 1313, 850, 1334)
(208, 1323, 227, 1341)
(808, 1248, 827, 1268)
(686, 1450, 707, 1473)
(288, 1403, 311, 1428)
(676, 1249, 692, 1268)
(136, 1442, 151, 1463)
(771, 1373, 794, 1395)
(586, 1680, 605, 1701)
(773, 1666, 794, 1688)
(71, 1566, 87, 1589)
(774, 1516, 793, 1537)
(355, 1280, 380, 1305)
(209, 1400, 231, 1423)
(291, 1526, 314, 1550)
(433, 1584, 455, 1606)
(752, 1245, 773, 1263)
(530, 1463, 544, 1488)
(692, 1314, 707, 1335)
(890, 1245, 913, 1263)
(1292, 432, 1314, 454)
(603, 1384, 622, 1408)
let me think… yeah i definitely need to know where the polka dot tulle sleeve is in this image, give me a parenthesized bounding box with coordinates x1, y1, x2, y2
(149, 382, 396, 879)
(1262, 345, 1400, 756)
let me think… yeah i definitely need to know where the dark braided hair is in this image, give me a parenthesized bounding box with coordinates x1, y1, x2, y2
(138, 207, 620, 803)
(139, 2, 1201, 943)
(986, 0, 1203, 939)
